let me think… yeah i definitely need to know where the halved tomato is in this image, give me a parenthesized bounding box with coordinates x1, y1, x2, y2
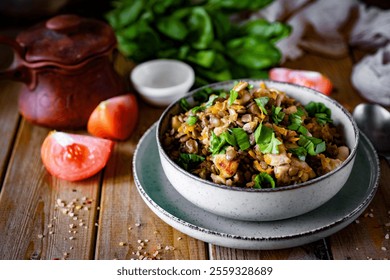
(269, 68, 333, 95)
(41, 131, 114, 181)
(87, 94, 139, 141)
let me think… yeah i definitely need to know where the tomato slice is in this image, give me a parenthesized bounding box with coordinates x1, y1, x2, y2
(87, 94, 139, 141)
(269, 68, 333, 95)
(41, 131, 114, 181)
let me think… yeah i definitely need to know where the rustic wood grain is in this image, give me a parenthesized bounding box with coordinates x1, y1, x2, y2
(95, 101, 208, 260)
(210, 240, 331, 260)
(0, 81, 21, 188)
(329, 159, 390, 260)
(0, 119, 101, 259)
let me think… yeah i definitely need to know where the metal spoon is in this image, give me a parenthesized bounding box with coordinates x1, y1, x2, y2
(353, 103, 390, 164)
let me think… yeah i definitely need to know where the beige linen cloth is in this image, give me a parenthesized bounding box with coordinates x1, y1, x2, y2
(251, 0, 390, 105)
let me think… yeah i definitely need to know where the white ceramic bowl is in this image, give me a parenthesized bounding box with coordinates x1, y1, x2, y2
(156, 80, 359, 221)
(130, 59, 195, 107)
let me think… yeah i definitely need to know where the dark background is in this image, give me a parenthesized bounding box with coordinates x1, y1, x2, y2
(0, 0, 389, 29)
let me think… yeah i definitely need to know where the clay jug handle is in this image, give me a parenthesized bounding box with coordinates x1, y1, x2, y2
(0, 35, 32, 86)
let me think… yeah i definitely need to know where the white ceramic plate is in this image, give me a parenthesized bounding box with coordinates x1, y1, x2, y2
(133, 123, 380, 250)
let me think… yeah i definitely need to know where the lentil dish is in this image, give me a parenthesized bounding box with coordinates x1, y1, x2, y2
(162, 81, 349, 188)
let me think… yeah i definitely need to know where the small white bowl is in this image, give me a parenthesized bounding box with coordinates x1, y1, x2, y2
(157, 80, 359, 221)
(130, 59, 195, 107)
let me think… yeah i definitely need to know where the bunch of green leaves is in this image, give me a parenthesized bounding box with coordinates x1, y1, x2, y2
(106, 0, 291, 85)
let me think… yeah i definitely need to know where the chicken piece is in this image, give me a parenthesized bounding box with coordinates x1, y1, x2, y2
(232, 81, 249, 92)
(319, 154, 343, 173)
(274, 165, 291, 185)
(264, 152, 291, 166)
(213, 154, 239, 178)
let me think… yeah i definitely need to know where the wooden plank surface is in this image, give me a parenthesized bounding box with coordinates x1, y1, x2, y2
(0, 81, 21, 188)
(0, 119, 102, 259)
(95, 101, 208, 260)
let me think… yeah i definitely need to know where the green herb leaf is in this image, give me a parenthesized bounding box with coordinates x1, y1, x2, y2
(259, 132, 282, 154)
(187, 116, 198, 125)
(255, 122, 282, 154)
(254, 172, 276, 189)
(228, 90, 239, 105)
(254, 122, 273, 145)
(271, 106, 285, 124)
(254, 97, 269, 115)
(231, 128, 250, 151)
(298, 135, 326, 156)
(305, 102, 333, 125)
(205, 95, 219, 108)
(156, 16, 188, 40)
(288, 108, 308, 135)
(180, 98, 190, 111)
(289, 147, 308, 161)
(178, 153, 205, 171)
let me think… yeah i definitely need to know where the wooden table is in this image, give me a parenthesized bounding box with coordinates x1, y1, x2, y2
(0, 49, 389, 260)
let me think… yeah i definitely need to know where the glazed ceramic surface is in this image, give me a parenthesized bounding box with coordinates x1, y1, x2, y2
(157, 80, 359, 221)
(134, 124, 379, 250)
(131, 59, 194, 107)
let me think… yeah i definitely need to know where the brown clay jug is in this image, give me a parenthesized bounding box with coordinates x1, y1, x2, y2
(0, 14, 126, 129)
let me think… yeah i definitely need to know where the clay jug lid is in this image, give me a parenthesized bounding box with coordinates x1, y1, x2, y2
(16, 14, 116, 65)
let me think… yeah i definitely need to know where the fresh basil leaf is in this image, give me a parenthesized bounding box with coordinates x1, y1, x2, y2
(241, 19, 292, 43)
(228, 90, 239, 105)
(231, 128, 250, 151)
(187, 50, 216, 68)
(156, 16, 188, 40)
(226, 37, 281, 69)
(254, 172, 276, 189)
(188, 7, 214, 50)
(207, 0, 274, 11)
(178, 153, 205, 171)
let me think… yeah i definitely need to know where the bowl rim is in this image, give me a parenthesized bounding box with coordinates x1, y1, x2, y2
(130, 58, 195, 92)
(157, 79, 360, 193)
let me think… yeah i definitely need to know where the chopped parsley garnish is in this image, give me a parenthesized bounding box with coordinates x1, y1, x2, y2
(254, 97, 269, 115)
(254, 172, 276, 189)
(305, 102, 332, 125)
